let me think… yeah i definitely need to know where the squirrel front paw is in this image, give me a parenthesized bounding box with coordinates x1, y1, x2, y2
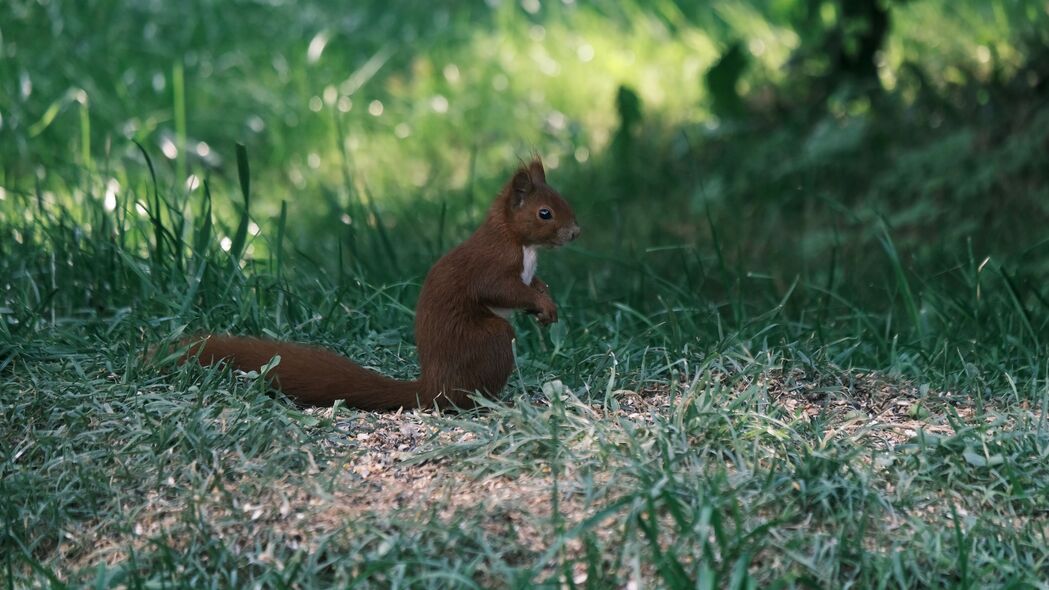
(531, 277, 549, 295)
(535, 294, 558, 325)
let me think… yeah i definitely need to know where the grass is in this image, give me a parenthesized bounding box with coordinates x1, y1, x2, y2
(3, 0, 1049, 587)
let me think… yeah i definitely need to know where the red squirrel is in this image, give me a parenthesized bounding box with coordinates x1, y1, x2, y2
(185, 158, 580, 410)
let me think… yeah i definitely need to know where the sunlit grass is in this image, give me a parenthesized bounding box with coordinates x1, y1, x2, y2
(891, 0, 1045, 81)
(8, 0, 1041, 216)
(278, 4, 732, 207)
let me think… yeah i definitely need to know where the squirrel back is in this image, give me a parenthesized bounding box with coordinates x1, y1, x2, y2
(183, 158, 579, 409)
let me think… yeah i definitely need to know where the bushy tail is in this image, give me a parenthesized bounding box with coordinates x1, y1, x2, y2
(183, 335, 430, 410)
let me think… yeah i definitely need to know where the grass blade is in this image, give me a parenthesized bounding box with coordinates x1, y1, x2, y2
(230, 143, 252, 262)
(877, 221, 924, 340)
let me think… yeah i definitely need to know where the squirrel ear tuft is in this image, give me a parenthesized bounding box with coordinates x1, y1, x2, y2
(528, 158, 546, 183)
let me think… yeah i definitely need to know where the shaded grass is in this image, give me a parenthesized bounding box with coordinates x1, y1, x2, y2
(5, 335, 1047, 587)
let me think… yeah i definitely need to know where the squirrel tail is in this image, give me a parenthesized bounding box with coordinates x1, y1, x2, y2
(182, 335, 434, 410)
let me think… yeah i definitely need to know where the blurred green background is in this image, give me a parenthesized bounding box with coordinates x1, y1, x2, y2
(2, 0, 1048, 388)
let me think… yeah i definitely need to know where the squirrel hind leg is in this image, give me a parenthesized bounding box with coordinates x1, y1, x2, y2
(420, 320, 514, 408)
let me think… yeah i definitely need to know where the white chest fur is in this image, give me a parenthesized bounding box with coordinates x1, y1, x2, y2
(489, 246, 538, 320)
(520, 246, 538, 285)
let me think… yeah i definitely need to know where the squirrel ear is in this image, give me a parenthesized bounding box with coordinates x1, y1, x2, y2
(510, 167, 533, 208)
(509, 158, 545, 208)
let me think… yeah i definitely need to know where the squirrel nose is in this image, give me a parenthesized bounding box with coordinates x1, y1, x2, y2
(570, 224, 581, 241)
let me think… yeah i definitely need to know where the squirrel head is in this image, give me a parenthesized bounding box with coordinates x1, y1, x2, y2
(502, 158, 580, 247)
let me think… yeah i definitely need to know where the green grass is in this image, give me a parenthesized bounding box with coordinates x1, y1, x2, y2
(3, 0, 1049, 587)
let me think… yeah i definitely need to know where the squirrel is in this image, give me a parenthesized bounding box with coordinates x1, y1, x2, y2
(183, 158, 580, 410)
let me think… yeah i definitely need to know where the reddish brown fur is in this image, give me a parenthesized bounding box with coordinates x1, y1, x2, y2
(185, 158, 579, 410)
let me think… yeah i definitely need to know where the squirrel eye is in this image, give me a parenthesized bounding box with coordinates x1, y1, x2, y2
(538, 208, 553, 220)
